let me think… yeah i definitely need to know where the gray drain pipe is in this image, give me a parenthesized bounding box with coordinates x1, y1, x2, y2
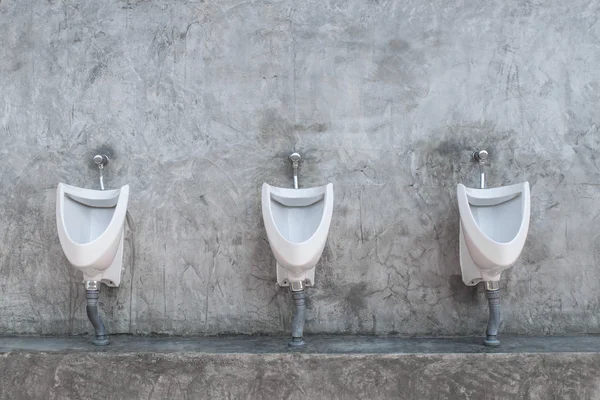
(484, 281, 501, 347)
(85, 281, 109, 346)
(289, 282, 306, 347)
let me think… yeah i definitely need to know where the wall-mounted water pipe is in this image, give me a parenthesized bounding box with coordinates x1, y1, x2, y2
(93, 154, 109, 190)
(290, 152, 301, 189)
(473, 149, 502, 346)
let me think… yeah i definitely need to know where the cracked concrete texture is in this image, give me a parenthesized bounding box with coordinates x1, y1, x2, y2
(2, 342, 600, 399)
(4, 336, 600, 399)
(0, 0, 599, 336)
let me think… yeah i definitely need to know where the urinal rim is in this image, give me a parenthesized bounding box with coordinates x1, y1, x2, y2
(457, 181, 530, 247)
(262, 182, 334, 246)
(57, 182, 130, 247)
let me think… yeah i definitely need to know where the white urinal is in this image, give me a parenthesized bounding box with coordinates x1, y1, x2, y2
(457, 182, 530, 285)
(262, 183, 334, 288)
(56, 183, 130, 287)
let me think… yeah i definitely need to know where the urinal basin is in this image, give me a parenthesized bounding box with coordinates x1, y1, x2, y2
(457, 182, 530, 284)
(262, 183, 334, 285)
(56, 183, 129, 286)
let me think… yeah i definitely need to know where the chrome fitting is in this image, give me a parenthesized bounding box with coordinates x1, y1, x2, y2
(93, 155, 109, 190)
(473, 150, 488, 189)
(289, 152, 301, 189)
(85, 280, 99, 291)
(484, 281, 500, 291)
(289, 152, 301, 166)
(290, 280, 305, 292)
(93, 154, 109, 168)
(473, 150, 488, 164)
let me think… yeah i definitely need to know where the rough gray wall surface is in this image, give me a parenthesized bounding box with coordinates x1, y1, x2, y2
(2, 351, 600, 399)
(0, 0, 599, 336)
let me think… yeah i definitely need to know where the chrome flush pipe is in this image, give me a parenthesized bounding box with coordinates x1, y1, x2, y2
(289, 152, 301, 189)
(473, 150, 488, 189)
(93, 154, 109, 190)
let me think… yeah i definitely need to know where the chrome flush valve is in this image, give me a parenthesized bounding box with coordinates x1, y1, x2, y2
(472, 150, 488, 189)
(93, 155, 109, 190)
(289, 152, 301, 165)
(473, 149, 488, 164)
(93, 154, 109, 169)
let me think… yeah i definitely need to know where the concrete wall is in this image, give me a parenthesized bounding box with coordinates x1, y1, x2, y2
(0, 0, 599, 336)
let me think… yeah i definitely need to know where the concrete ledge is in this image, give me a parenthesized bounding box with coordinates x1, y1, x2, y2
(2, 336, 600, 399)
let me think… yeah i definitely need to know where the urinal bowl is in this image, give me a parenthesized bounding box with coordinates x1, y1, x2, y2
(457, 182, 530, 286)
(262, 183, 334, 287)
(56, 183, 130, 287)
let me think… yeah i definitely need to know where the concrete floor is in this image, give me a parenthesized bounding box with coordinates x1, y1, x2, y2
(2, 335, 600, 399)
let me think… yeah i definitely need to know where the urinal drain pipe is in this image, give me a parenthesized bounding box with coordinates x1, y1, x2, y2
(289, 288, 306, 347)
(484, 283, 501, 347)
(85, 286, 109, 346)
